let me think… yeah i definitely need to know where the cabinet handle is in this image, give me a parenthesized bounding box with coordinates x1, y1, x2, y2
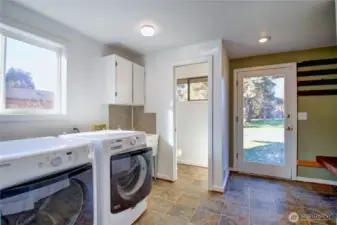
(115, 92, 118, 97)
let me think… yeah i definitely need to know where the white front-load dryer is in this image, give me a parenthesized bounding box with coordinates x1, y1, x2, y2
(0, 137, 96, 225)
(59, 130, 152, 225)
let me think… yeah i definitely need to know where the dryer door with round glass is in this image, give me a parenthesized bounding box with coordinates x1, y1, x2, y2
(110, 147, 152, 214)
(0, 164, 94, 225)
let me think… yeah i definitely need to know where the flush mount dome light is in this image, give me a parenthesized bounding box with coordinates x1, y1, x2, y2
(141, 25, 155, 37)
(259, 36, 271, 43)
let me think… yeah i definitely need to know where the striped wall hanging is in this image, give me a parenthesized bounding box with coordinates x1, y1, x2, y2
(297, 58, 337, 96)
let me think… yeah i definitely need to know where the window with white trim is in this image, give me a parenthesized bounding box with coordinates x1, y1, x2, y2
(0, 23, 67, 115)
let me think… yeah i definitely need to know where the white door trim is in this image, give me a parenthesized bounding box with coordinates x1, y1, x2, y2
(233, 63, 297, 179)
(172, 56, 213, 190)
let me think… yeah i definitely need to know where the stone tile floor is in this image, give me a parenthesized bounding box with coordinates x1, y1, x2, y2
(134, 164, 337, 225)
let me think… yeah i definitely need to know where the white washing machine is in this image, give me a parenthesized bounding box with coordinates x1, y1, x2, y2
(0, 136, 97, 225)
(59, 130, 152, 225)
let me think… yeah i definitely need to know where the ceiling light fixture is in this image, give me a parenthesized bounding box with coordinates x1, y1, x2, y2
(141, 25, 155, 37)
(259, 36, 271, 43)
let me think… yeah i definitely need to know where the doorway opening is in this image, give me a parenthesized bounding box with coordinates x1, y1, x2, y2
(173, 58, 213, 191)
(234, 63, 297, 179)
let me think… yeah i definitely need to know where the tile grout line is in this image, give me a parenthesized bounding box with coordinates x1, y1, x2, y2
(217, 193, 226, 225)
(190, 172, 208, 224)
(188, 199, 200, 224)
(290, 187, 312, 225)
(270, 186, 281, 225)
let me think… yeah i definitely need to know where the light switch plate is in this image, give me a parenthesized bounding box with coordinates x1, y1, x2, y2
(298, 112, 307, 120)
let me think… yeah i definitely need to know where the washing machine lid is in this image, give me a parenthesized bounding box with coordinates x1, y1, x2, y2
(59, 130, 145, 142)
(0, 137, 93, 162)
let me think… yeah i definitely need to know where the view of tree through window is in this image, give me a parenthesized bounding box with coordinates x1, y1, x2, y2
(4, 37, 59, 110)
(243, 76, 284, 124)
(176, 79, 188, 101)
(176, 76, 208, 101)
(243, 76, 285, 165)
(189, 77, 208, 100)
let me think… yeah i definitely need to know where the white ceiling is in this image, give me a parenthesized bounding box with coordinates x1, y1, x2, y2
(13, 0, 337, 59)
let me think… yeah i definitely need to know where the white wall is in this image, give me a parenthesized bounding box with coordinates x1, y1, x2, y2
(175, 62, 208, 168)
(176, 103, 208, 167)
(144, 55, 158, 113)
(0, 0, 109, 140)
(145, 39, 229, 190)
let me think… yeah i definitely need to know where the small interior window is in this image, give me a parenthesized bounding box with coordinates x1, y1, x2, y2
(189, 77, 208, 101)
(176, 76, 208, 101)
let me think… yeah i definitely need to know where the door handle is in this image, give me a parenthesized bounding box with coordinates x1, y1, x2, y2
(286, 126, 293, 131)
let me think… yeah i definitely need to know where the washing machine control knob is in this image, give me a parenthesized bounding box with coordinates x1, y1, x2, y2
(51, 156, 63, 167)
(130, 138, 137, 145)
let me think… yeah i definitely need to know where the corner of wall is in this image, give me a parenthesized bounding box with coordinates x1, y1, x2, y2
(221, 40, 230, 186)
(104, 45, 144, 66)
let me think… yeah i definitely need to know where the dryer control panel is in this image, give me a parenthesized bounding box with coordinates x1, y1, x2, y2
(0, 145, 92, 190)
(108, 134, 146, 152)
(38, 150, 80, 169)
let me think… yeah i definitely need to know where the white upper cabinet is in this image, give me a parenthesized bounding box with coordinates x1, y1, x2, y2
(102, 54, 144, 105)
(103, 54, 132, 105)
(132, 63, 145, 105)
(115, 55, 132, 104)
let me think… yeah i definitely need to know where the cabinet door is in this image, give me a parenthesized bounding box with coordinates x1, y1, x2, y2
(133, 63, 145, 105)
(115, 55, 132, 104)
(102, 55, 116, 104)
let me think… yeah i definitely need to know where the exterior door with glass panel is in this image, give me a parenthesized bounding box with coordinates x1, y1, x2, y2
(235, 64, 297, 179)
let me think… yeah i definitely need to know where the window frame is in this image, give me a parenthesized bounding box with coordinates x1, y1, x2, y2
(176, 76, 208, 102)
(188, 76, 208, 101)
(0, 24, 67, 116)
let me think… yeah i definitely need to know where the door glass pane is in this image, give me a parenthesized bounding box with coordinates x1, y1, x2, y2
(1, 166, 94, 224)
(110, 149, 152, 214)
(243, 75, 285, 165)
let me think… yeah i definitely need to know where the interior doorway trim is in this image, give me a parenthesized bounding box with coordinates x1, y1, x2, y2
(172, 56, 213, 191)
(233, 63, 297, 180)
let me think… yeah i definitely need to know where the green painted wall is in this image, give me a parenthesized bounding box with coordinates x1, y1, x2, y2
(335, 0, 337, 43)
(229, 46, 337, 181)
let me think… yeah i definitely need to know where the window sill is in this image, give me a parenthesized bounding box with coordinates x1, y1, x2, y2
(0, 114, 67, 123)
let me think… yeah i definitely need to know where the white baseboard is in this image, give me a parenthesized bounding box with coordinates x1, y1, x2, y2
(156, 173, 175, 182)
(211, 169, 229, 193)
(178, 160, 208, 168)
(211, 185, 224, 193)
(296, 176, 337, 186)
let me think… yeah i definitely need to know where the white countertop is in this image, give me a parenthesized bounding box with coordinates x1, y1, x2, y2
(0, 137, 93, 162)
(59, 130, 146, 142)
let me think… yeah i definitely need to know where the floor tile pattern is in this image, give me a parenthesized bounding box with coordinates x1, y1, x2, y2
(134, 164, 337, 225)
